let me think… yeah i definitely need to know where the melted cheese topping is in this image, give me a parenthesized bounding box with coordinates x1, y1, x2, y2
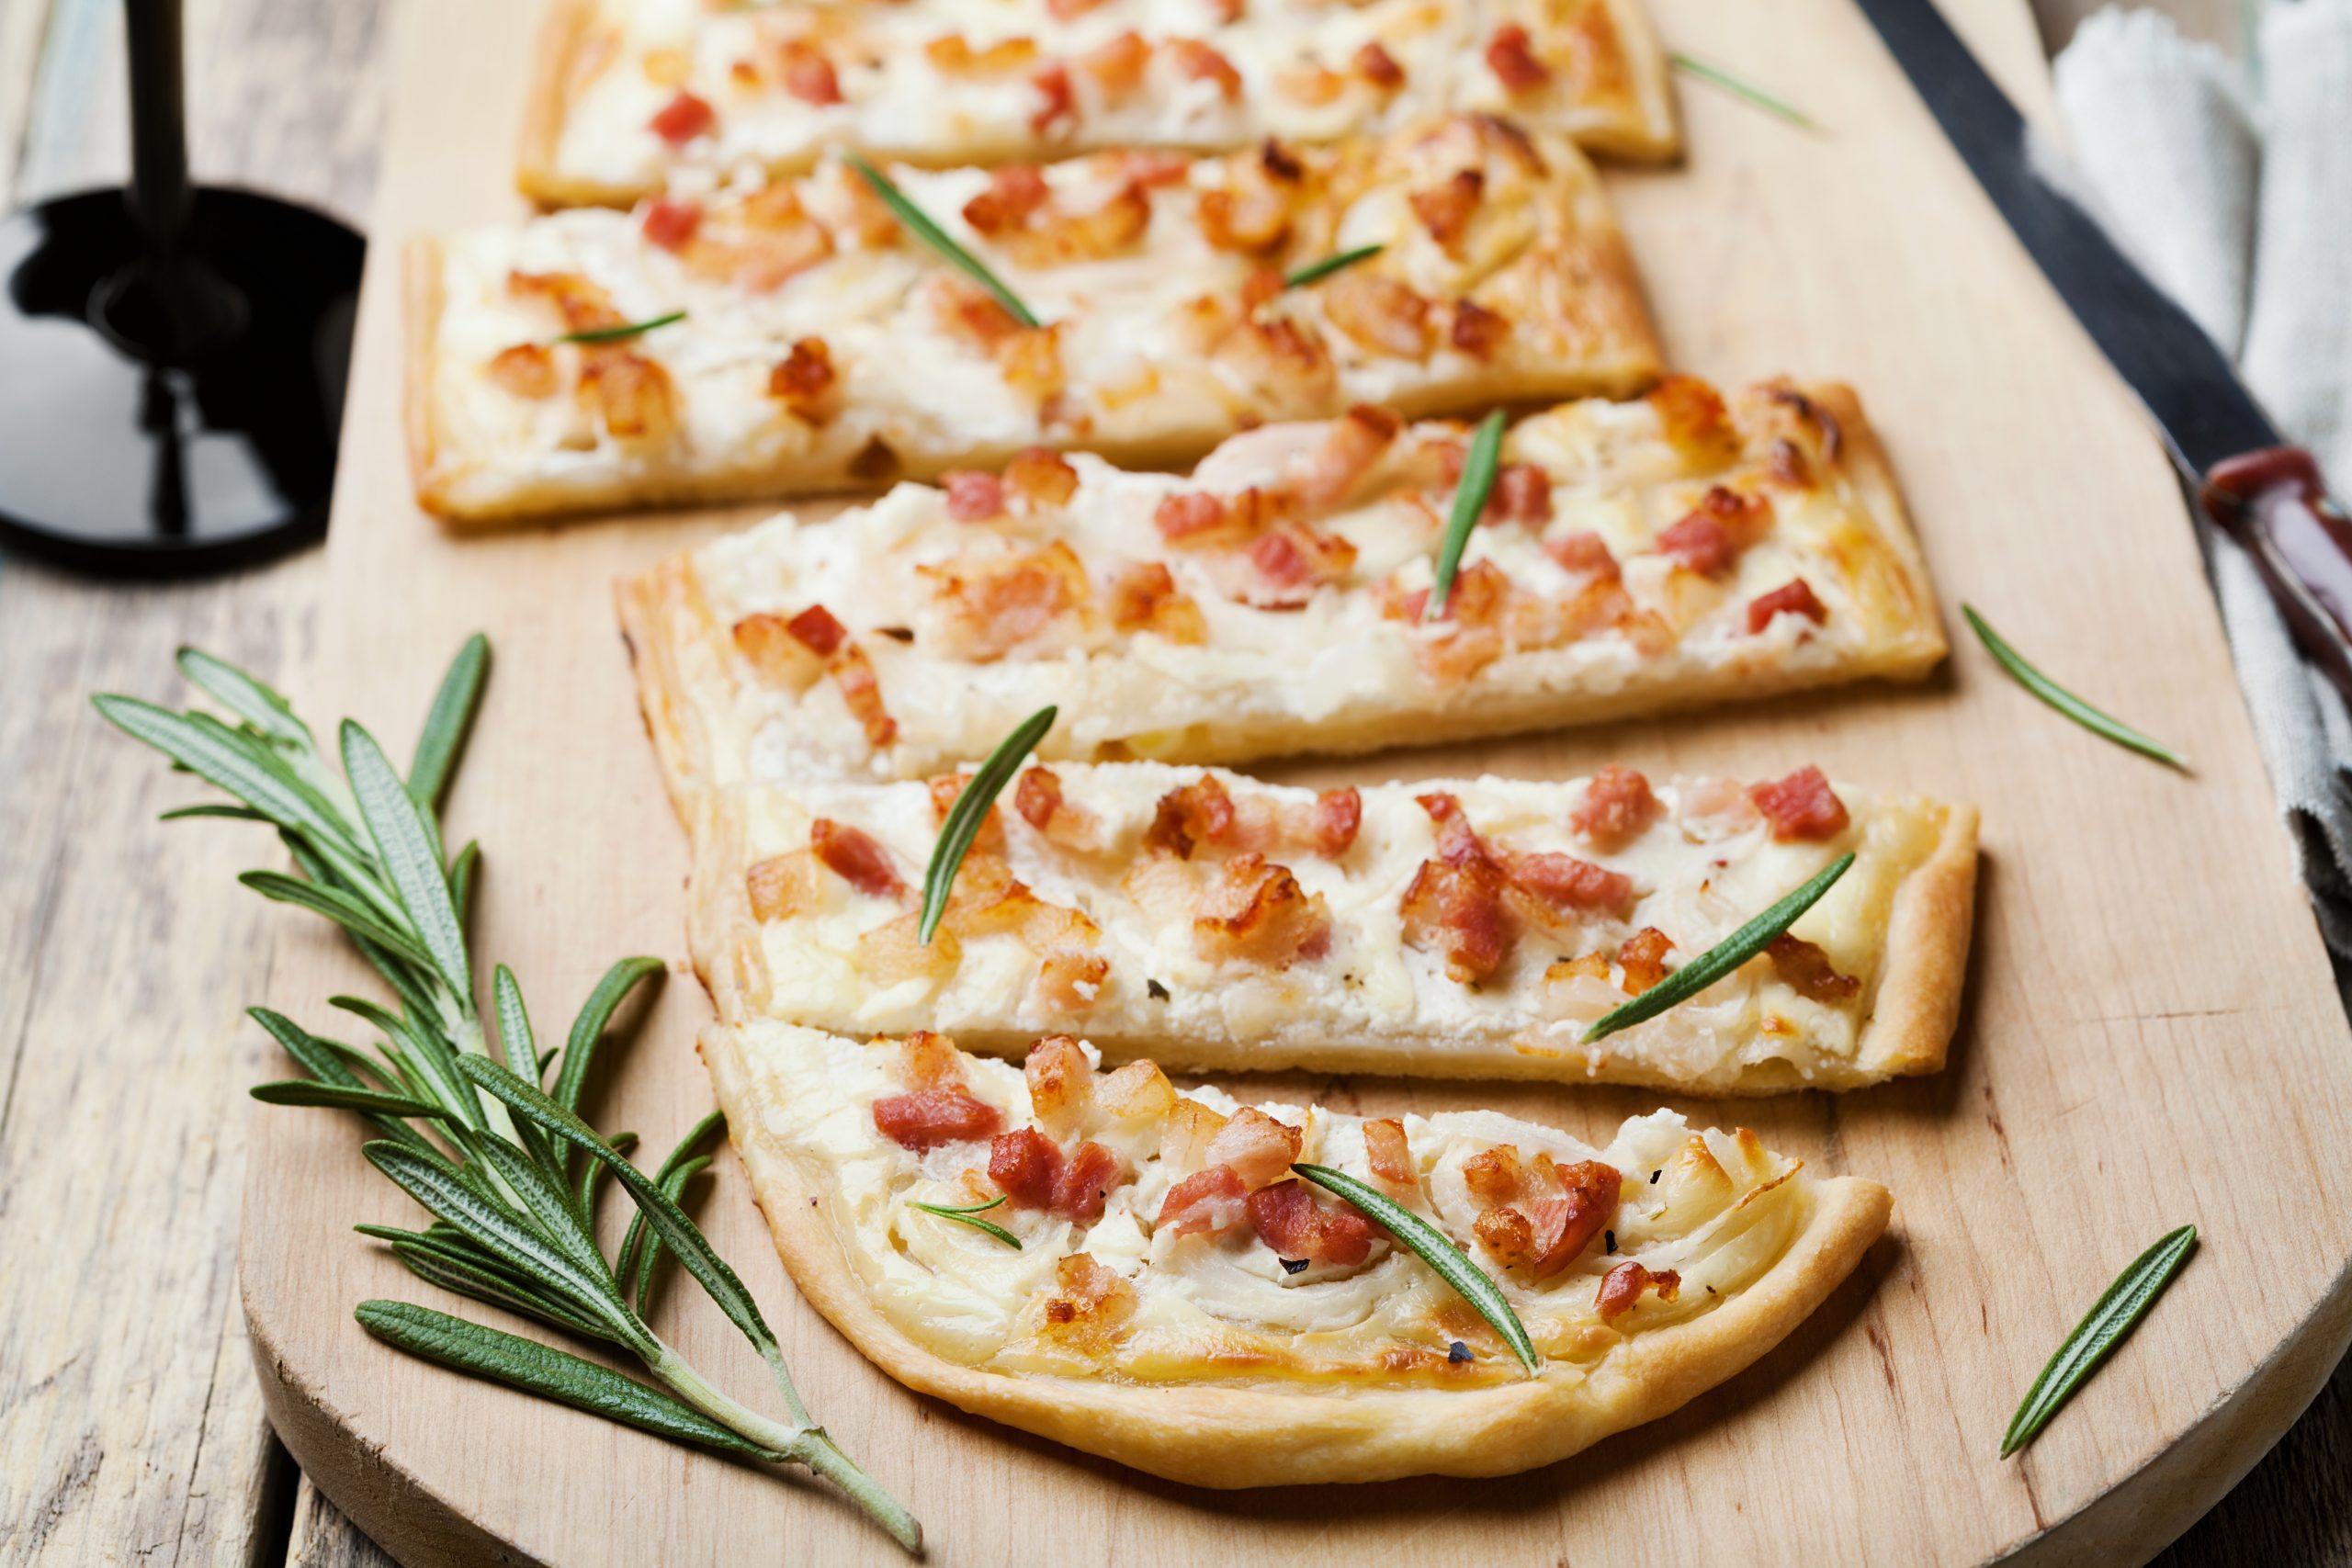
(539, 0, 1673, 200)
(653, 378, 1940, 784)
(727, 1020, 1818, 1384)
(719, 762, 1960, 1090)
(422, 118, 1658, 520)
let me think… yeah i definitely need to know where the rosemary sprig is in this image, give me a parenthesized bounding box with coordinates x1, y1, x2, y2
(920, 705, 1057, 943)
(850, 155, 1040, 329)
(1283, 243, 1385, 289)
(95, 641, 922, 1553)
(1293, 1164, 1540, 1376)
(909, 1194, 1023, 1249)
(1427, 411, 1505, 620)
(2001, 1225, 2198, 1457)
(1584, 852, 1856, 1043)
(1670, 52, 1818, 130)
(1963, 605, 2188, 770)
(556, 310, 687, 345)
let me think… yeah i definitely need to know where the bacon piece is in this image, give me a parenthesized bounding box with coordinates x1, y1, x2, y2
(1655, 513, 1733, 577)
(744, 852, 816, 920)
(1504, 852, 1634, 919)
(1153, 491, 1231, 547)
(1616, 926, 1672, 994)
(1487, 464, 1553, 526)
(1055, 1141, 1126, 1224)
(873, 1086, 1001, 1152)
(1144, 776, 1238, 859)
(1487, 24, 1552, 92)
(1363, 1119, 1413, 1186)
(1767, 438, 1814, 488)
(1399, 853, 1512, 981)
(1204, 1107, 1303, 1190)
(897, 1030, 964, 1089)
(1023, 1033, 1092, 1136)
(1324, 273, 1435, 361)
(829, 643, 898, 750)
(577, 351, 677, 441)
(925, 33, 1042, 75)
(1461, 1144, 1522, 1202)
(507, 269, 624, 333)
(1748, 766, 1849, 841)
(1747, 578, 1827, 634)
(1040, 1253, 1136, 1345)
(810, 818, 905, 899)
(1012, 766, 1106, 852)
(1353, 40, 1404, 88)
(1001, 181, 1153, 267)
(942, 469, 1008, 522)
(649, 89, 716, 144)
(1005, 446, 1080, 507)
(1305, 787, 1362, 857)
(1527, 1158, 1621, 1278)
(1296, 405, 1400, 511)
(1769, 933, 1860, 1002)
(1409, 170, 1486, 251)
(767, 337, 840, 423)
(961, 166, 1051, 236)
(1216, 317, 1337, 407)
(1079, 30, 1150, 95)
(1157, 1165, 1250, 1237)
(1241, 525, 1358, 607)
(1596, 1259, 1682, 1323)
(1029, 62, 1077, 138)
(1104, 561, 1207, 644)
(786, 604, 847, 657)
(989, 1127, 1063, 1209)
(1569, 765, 1658, 851)
(1248, 1180, 1374, 1266)
(639, 197, 701, 252)
(487, 344, 558, 399)
(731, 613, 824, 691)
(778, 39, 842, 105)
(921, 541, 1091, 661)
(1450, 299, 1509, 360)
(1193, 853, 1332, 968)
(1544, 530, 1620, 580)
(1167, 39, 1242, 99)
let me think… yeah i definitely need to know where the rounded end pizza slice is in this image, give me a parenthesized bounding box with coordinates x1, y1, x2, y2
(706, 1020, 1891, 1486)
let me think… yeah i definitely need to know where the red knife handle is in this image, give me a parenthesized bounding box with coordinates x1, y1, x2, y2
(2199, 446, 2352, 705)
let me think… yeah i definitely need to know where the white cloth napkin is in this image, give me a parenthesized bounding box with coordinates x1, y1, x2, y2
(2055, 2, 2352, 951)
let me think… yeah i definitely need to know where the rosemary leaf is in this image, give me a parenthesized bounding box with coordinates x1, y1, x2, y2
(175, 647, 315, 751)
(920, 705, 1057, 943)
(634, 1156, 716, 1305)
(849, 155, 1040, 328)
(251, 1080, 454, 1119)
(1963, 605, 2188, 770)
(556, 310, 685, 345)
(909, 1195, 1022, 1249)
(387, 1241, 627, 1344)
(342, 721, 472, 1001)
(489, 966, 568, 1185)
(160, 804, 269, 823)
(1584, 852, 1855, 1043)
(449, 840, 481, 935)
(356, 1301, 780, 1460)
(238, 871, 434, 968)
(1427, 411, 1505, 620)
(1670, 52, 1818, 130)
(1283, 243, 1385, 289)
(578, 1131, 639, 1219)
(618, 1111, 726, 1293)
(409, 633, 490, 810)
(1293, 1164, 1540, 1374)
(2002, 1225, 2198, 1457)
(92, 695, 361, 858)
(557, 956, 668, 1114)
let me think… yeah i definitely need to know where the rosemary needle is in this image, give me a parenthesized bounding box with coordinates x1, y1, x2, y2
(921, 705, 1057, 943)
(1963, 605, 2188, 770)
(1427, 411, 1506, 620)
(2001, 1225, 2198, 1456)
(557, 310, 686, 344)
(1670, 52, 1819, 131)
(1283, 243, 1385, 289)
(850, 155, 1040, 329)
(910, 1194, 1023, 1249)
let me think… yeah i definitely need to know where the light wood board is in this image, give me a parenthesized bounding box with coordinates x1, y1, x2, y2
(237, 0, 2352, 1562)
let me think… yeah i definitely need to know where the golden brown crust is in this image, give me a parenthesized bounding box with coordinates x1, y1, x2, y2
(515, 0, 607, 208)
(1808, 380, 1950, 672)
(1579, 0, 1681, 162)
(1858, 803, 1979, 1080)
(701, 1021, 1891, 1485)
(401, 236, 455, 521)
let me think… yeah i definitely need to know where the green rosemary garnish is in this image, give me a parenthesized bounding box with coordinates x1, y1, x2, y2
(556, 310, 686, 344)
(920, 705, 1057, 943)
(1584, 852, 1856, 1043)
(2001, 1225, 2198, 1457)
(1283, 243, 1385, 289)
(1427, 410, 1505, 621)
(1293, 1163, 1540, 1375)
(850, 155, 1040, 329)
(1963, 605, 2188, 770)
(1670, 52, 1818, 130)
(95, 640, 921, 1553)
(910, 1194, 1022, 1249)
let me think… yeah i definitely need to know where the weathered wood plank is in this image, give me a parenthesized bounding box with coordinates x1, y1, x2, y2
(287, 1473, 400, 1568)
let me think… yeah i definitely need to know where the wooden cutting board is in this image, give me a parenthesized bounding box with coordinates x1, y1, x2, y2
(238, 0, 2352, 1561)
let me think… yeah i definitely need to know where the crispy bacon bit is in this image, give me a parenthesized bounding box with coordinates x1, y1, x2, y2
(1450, 299, 1509, 360)
(1013, 766, 1106, 852)
(1487, 464, 1553, 525)
(1570, 764, 1658, 850)
(1054, 1141, 1126, 1224)
(1409, 170, 1486, 251)
(921, 542, 1091, 660)
(830, 643, 898, 749)
(744, 852, 815, 920)
(1005, 446, 1080, 507)
(1157, 1165, 1250, 1236)
(1769, 933, 1860, 1002)
(1248, 1179, 1375, 1266)
(1295, 405, 1401, 511)
(639, 197, 701, 252)
(1105, 560, 1207, 644)
(897, 1030, 963, 1089)
(649, 90, 716, 145)
(487, 344, 558, 399)
(1596, 1259, 1681, 1323)
(766, 336, 839, 422)
(1655, 514, 1732, 577)
(810, 818, 905, 898)
(1001, 182, 1152, 268)
(1153, 491, 1231, 547)
(942, 469, 1008, 522)
(1079, 29, 1150, 94)
(1767, 438, 1813, 488)
(776, 39, 842, 106)
(785, 604, 847, 657)
(1747, 578, 1827, 635)
(1505, 852, 1634, 919)
(1307, 787, 1362, 857)
(1040, 1253, 1135, 1342)
(1462, 1144, 1523, 1201)
(1204, 1107, 1303, 1190)
(1029, 62, 1077, 138)
(1193, 853, 1333, 968)
(989, 1126, 1062, 1208)
(1617, 927, 1673, 993)
(1144, 775, 1238, 859)
(1325, 272, 1435, 360)
(873, 1086, 1001, 1152)
(1399, 853, 1511, 981)
(1748, 766, 1849, 842)
(1166, 39, 1242, 98)
(731, 614, 822, 690)
(1527, 1158, 1621, 1278)
(1242, 525, 1358, 607)
(507, 269, 623, 333)
(961, 166, 1051, 235)
(1475, 1206, 1536, 1266)
(1354, 40, 1405, 88)
(1363, 1119, 1413, 1186)
(1403, 793, 1634, 979)
(1487, 24, 1552, 93)
(1544, 531, 1620, 581)
(1023, 1033, 1091, 1135)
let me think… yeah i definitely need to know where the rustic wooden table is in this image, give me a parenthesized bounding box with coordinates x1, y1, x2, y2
(0, 0, 2337, 1563)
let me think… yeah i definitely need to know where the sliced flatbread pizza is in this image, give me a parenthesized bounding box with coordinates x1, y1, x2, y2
(411, 117, 1659, 523)
(703, 1020, 1891, 1484)
(519, 0, 1678, 209)
(682, 761, 1975, 1093)
(618, 377, 1942, 788)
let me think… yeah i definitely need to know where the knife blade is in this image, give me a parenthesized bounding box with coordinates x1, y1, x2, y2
(1852, 0, 2352, 701)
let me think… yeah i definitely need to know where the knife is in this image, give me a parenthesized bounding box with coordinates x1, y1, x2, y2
(1852, 0, 2352, 701)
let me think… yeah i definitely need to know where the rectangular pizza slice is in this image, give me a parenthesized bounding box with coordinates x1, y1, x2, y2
(617, 377, 1945, 790)
(681, 760, 1976, 1093)
(409, 117, 1659, 523)
(518, 0, 1678, 209)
